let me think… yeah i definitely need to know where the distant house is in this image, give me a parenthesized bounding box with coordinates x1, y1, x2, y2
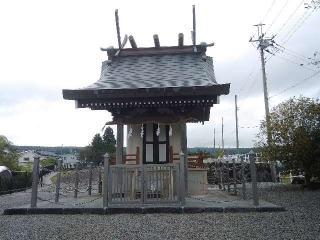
(61, 154, 79, 169)
(18, 151, 42, 164)
(18, 150, 58, 165)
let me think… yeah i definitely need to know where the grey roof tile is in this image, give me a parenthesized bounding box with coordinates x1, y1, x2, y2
(82, 53, 217, 90)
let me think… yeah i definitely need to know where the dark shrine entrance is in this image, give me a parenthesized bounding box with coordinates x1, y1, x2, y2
(143, 123, 169, 164)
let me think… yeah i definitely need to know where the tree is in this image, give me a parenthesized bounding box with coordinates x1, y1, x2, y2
(256, 97, 320, 184)
(80, 128, 116, 165)
(0, 135, 20, 171)
(91, 134, 106, 165)
(40, 157, 57, 168)
(102, 127, 116, 154)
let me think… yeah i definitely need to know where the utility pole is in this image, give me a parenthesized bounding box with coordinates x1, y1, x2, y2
(249, 23, 273, 145)
(235, 95, 239, 154)
(221, 117, 224, 151)
(213, 128, 216, 150)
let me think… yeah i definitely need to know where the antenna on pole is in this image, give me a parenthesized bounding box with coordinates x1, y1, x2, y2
(115, 9, 122, 49)
(192, 5, 196, 51)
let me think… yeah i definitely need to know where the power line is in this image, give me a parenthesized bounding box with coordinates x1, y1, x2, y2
(265, 0, 290, 34)
(283, 12, 315, 44)
(269, 70, 320, 99)
(265, 49, 317, 72)
(274, 42, 311, 61)
(240, 125, 259, 129)
(239, 67, 259, 93)
(262, 0, 277, 23)
(275, 0, 305, 36)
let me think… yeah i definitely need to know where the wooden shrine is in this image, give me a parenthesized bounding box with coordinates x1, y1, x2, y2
(63, 8, 230, 205)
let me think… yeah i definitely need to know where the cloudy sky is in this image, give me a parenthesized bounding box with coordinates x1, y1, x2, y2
(0, 0, 319, 148)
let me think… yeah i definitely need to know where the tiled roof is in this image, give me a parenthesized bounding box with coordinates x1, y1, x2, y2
(83, 53, 217, 90)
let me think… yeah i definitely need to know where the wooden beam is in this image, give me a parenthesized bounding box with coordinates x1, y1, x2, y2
(153, 34, 160, 48)
(115, 9, 122, 49)
(178, 33, 184, 47)
(116, 124, 124, 164)
(129, 35, 137, 48)
(115, 34, 128, 56)
(192, 5, 196, 47)
(180, 121, 188, 194)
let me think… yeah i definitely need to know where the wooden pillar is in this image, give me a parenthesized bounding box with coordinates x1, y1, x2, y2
(116, 124, 124, 165)
(241, 157, 247, 200)
(103, 153, 110, 208)
(250, 157, 259, 206)
(30, 156, 40, 208)
(180, 120, 188, 194)
(179, 151, 186, 205)
(55, 159, 62, 203)
(88, 163, 93, 196)
(74, 163, 79, 198)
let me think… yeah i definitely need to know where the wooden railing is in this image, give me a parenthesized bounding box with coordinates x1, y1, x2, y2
(170, 146, 205, 168)
(124, 146, 140, 165)
(107, 164, 180, 204)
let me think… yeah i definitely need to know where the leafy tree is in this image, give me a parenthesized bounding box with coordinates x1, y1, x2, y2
(80, 128, 116, 165)
(79, 146, 95, 164)
(256, 97, 320, 184)
(102, 127, 116, 154)
(40, 157, 57, 168)
(91, 134, 106, 165)
(0, 135, 20, 171)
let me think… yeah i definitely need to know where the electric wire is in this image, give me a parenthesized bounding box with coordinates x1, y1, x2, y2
(274, 42, 311, 61)
(266, 0, 290, 34)
(269, 70, 320, 99)
(262, 0, 277, 23)
(281, 8, 315, 44)
(266, 49, 317, 72)
(274, 0, 305, 36)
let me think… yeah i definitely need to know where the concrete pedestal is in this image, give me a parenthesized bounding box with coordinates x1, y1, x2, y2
(188, 168, 208, 195)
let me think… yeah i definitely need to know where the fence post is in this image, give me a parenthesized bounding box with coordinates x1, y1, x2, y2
(88, 163, 93, 196)
(270, 162, 277, 182)
(241, 157, 246, 200)
(98, 166, 102, 194)
(218, 161, 222, 189)
(55, 159, 62, 203)
(226, 160, 230, 192)
(222, 162, 226, 191)
(103, 153, 109, 208)
(179, 151, 186, 206)
(31, 156, 40, 208)
(250, 157, 259, 206)
(25, 171, 28, 191)
(74, 163, 79, 198)
(232, 159, 237, 195)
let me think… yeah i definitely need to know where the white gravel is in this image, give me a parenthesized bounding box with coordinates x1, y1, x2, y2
(0, 187, 319, 240)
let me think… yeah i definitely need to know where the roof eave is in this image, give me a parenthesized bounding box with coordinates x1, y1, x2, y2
(62, 84, 230, 100)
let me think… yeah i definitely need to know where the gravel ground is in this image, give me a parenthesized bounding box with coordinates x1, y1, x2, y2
(0, 187, 319, 240)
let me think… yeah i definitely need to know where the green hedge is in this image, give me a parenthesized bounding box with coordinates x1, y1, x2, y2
(0, 171, 32, 195)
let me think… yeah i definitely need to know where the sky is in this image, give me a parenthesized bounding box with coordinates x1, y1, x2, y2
(0, 0, 319, 148)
